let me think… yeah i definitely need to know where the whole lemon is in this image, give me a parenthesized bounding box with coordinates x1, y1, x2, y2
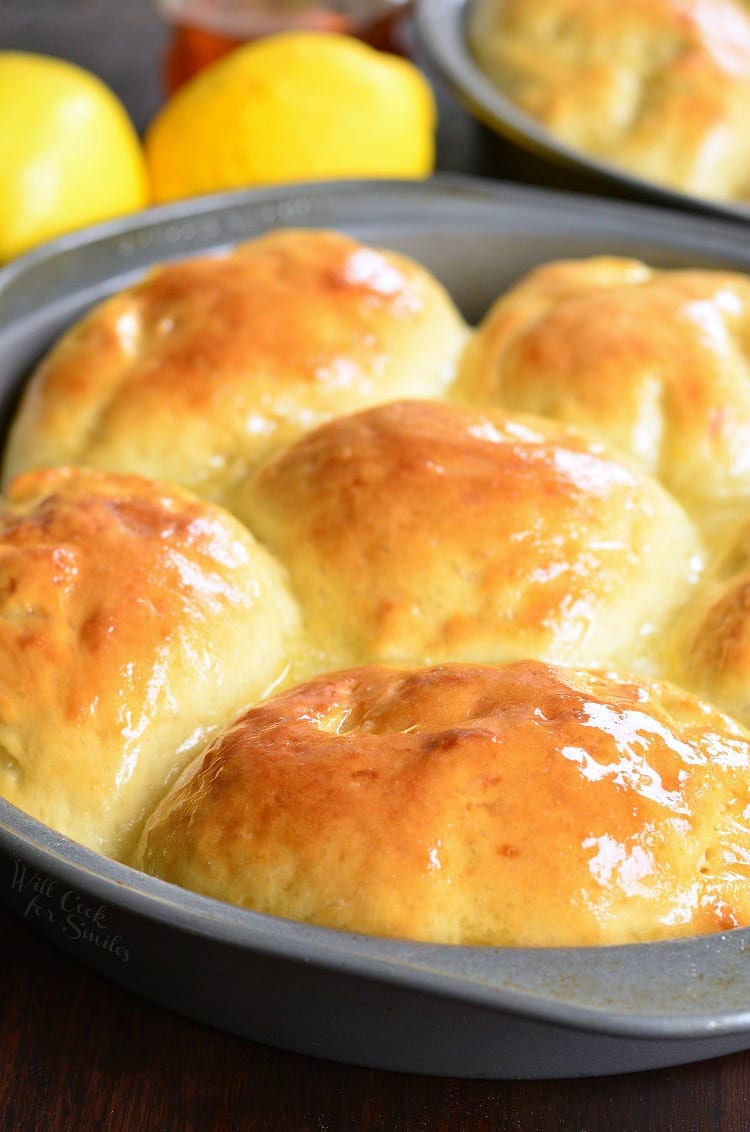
(0, 52, 149, 262)
(146, 32, 436, 203)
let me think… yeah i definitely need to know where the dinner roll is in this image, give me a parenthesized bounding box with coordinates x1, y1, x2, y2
(457, 257, 750, 524)
(3, 229, 468, 506)
(469, 0, 750, 201)
(239, 400, 701, 671)
(134, 660, 750, 946)
(0, 467, 302, 857)
(674, 522, 750, 726)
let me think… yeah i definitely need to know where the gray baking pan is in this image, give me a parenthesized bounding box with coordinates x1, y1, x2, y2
(416, 0, 750, 223)
(5, 177, 750, 1080)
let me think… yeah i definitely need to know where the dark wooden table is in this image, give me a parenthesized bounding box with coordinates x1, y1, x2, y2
(3, 3, 750, 1128)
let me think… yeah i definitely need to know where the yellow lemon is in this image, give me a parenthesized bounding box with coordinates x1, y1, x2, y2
(0, 52, 149, 262)
(145, 32, 436, 203)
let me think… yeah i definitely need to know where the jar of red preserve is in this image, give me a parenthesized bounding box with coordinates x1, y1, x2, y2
(156, 0, 414, 93)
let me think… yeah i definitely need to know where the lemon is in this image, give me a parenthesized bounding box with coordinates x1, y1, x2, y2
(145, 32, 436, 203)
(0, 52, 149, 262)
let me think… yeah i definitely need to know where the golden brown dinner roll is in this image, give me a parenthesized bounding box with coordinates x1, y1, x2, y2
(134, 660, 750, 946)
(2, 228, 468, 506)
(239, 399, 701, 672)
(469, 0, 750, 201)
(673, 522, 750, 726)
(0, 467, 302, 857)
(456, 257, 750, 525)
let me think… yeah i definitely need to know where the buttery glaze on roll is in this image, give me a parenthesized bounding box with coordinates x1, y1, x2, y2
(469, 0, 750, 201)
(0, 467, 302, 857)
(456, 257, 750, 526)
(134, 660, 750, 946)
(2, 229, 468, 506)
(239, 399, 701, 671)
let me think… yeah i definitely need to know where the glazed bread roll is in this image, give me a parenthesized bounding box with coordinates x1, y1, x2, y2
(134, 660, 750, 946)
(469, 0, 750, 201)
(0, 467, 302, 857)
(239, 399, 701, 671)
(457, 257, 750, 525)
(3, 229, 468, 507)
(675, 522, 750, 726)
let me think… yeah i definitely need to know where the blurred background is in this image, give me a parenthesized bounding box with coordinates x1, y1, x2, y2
(1, 0, 167, 132)
(0, 0, 487, 171)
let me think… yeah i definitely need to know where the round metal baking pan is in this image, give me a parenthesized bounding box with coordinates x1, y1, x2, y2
(415, 0, 750, 223)
(4, 177, 750, 1079)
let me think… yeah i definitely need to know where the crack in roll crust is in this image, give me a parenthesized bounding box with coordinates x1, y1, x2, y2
(133, 660, 750, 947)
(0, 467, 303, 856)
(2, 229, 468, 507)
(469, 0, 750, 201)
(456, 256, 750, 528)
(240, 399, 701, 672)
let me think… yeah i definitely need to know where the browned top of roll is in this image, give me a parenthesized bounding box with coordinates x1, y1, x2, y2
(3, 229, 468, 506)
(456, 256, 750, 523)
(240, 399, 700, 671)
(0, 467, 302, 856)
(134, 659, 750, 946)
